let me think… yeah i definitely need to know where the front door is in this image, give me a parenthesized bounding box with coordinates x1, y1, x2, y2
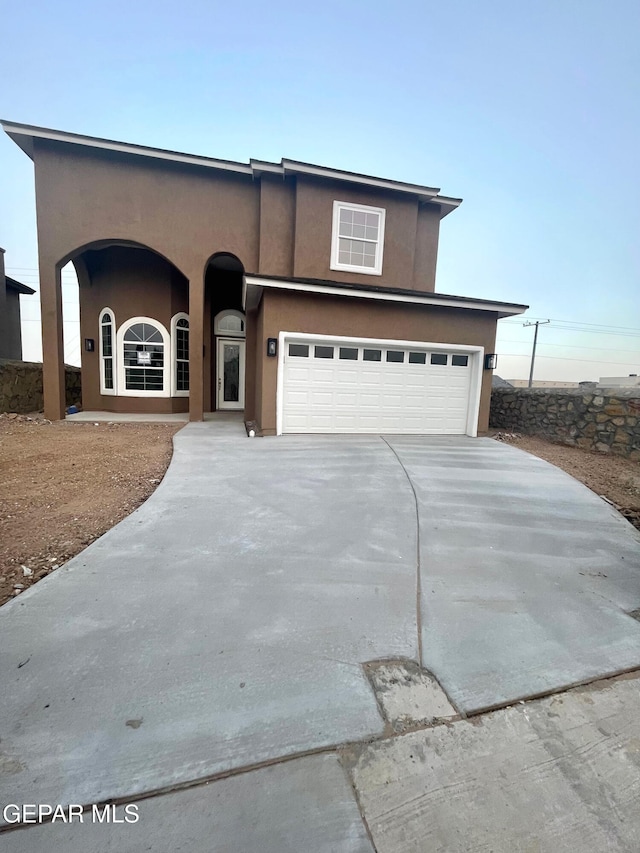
(216, 338, 245, 410)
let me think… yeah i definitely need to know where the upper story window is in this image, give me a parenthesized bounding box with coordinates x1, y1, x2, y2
(330, 201, 386, 276)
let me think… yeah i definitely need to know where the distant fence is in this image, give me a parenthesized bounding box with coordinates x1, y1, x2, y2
(0, 360, 81, 415)
(490, 387, 640, 460)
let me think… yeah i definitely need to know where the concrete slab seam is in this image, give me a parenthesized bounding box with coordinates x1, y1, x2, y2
(0, 735, 390, 835)
(460, 661, 640, 719)
(337, 752, 380, 853)
(380, 436, 423, 665)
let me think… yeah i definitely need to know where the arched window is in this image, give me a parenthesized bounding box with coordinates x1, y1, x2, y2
(171, 313, 190, 396)
(116, 317, 170, 397)
(214, 309, 245, 338)
(99, 308, 116, 395)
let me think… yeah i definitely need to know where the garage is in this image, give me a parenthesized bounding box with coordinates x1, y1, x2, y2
(279, 334, 482, 436)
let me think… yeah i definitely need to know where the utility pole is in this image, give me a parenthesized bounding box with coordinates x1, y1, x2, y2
(523, 320, 550, 388)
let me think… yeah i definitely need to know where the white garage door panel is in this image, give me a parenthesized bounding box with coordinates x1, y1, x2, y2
(282, 339, 475, 435)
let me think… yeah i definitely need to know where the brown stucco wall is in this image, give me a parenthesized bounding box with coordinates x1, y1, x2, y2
(30, 137, 448, 419)
(254, 289, 497, 435)
(292, 176, 439, 291)
(258, 175, 295, 277)
(78, 246, 189, 413)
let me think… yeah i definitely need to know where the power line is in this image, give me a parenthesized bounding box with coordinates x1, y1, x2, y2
(501, 317, 640, 333)
(499, 352, 640, 366)
(496, 338, 640, 355)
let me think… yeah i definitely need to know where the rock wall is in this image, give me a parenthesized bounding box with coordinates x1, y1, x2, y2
(0, 360, 81, 415)
(490, 387, 640, 460)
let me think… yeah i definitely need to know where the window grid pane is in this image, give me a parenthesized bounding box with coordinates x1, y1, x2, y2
(103, 358, 113, 389)
(314, 346, 334, 359)
(101, 323, 112, 357)
(289, 344, 309, 357)
(124, 343, 164, 368)
(339, 347, 358, 360)
(176, 361, 189, 391)
(363, 349, 382, 362)
(125, 368, 164, 391)
(176, 328, 189, 362)
(452, 354, 469, 367)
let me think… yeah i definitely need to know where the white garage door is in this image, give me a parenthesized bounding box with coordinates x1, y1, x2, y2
(281, 337, 477, 435)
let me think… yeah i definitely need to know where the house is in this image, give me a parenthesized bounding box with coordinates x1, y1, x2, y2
(0, 247, 35, 360)
(598, 375, 640, 388)
(2, 120, 527, 435)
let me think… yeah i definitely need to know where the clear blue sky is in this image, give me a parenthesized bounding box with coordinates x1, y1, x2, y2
(1, 0, 639, 381)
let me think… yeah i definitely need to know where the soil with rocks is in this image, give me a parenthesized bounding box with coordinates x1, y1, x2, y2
(0, 414, 181, 607)
(492, 432, 640, 532)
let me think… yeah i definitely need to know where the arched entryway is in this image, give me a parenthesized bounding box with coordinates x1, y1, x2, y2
(65, 240, 190, 414)
(204, 253, 245, 412)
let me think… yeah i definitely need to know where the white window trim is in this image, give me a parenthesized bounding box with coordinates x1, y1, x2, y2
(213, 309, 246, 338)
(99, 307, 116, 396)
(276, 331, 483, 438)
(170, 312, 190, 397)
(116, 316, 170, 398)
(330, 200, 386, 276)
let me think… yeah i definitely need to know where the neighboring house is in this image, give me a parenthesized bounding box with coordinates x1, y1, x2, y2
(3, 120, 527, 435)
(0, 247, 36, 360)
(507, 380, 581, 389)
(598, 375, 640, 388)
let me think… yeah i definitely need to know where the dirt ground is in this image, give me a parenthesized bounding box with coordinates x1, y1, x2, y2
(0, 415, 181, 607)
(1, 419, 639, 608)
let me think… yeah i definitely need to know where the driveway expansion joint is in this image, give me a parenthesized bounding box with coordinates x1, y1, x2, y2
(380, 436, 423, 664)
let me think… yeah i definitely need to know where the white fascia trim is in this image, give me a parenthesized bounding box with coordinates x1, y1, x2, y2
(249, 159, 283, 175)
(276, 331, 484, 437)
(245, 275, 527, 318)
(2, 122, 253, 175)
(281, 160, 440, 199)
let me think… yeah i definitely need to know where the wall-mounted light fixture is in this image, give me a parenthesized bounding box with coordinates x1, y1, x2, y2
(84, 338, 95, 352)
(267, 338, 278, 357)
(484, 353, 497, 370)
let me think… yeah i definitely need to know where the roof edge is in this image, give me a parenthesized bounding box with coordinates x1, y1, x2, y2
(6, 276, 36, 295)
(2, 120, 461, 208)
(244, 273, 528, 319)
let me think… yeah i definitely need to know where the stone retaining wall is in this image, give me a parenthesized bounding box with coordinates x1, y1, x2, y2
(0, 360, 81, 414)
(490, 387, 640, 460)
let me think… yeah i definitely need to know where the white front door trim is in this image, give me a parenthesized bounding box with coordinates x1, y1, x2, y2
(276, 331, 484, 437)
(217, 337, 245, 410)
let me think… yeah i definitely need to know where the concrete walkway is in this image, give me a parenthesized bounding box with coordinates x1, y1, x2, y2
(1, 426, 640, 849)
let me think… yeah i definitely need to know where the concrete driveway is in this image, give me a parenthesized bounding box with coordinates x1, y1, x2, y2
(2, 423, 640, 850)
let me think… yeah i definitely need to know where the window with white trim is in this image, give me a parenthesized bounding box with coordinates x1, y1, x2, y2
(99, 309, 116, 395)
(116, 318, 170, 397)
(214, 309, 245, 338)
(331, 201, 386, 275)
(171, 313, 190, 396)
